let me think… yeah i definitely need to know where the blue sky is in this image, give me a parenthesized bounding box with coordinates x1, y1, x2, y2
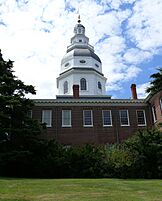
(0, 0, 162, 99)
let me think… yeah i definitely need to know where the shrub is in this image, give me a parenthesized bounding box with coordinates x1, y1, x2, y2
(105, 145, 134, 178)
(124, 128, 162, 178)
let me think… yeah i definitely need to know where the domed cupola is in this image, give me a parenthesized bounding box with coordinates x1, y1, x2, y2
(57, 16, 107, 96)
(74, 22, 85, 35)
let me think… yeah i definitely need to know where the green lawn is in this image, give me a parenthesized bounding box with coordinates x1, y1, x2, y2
(0, 178, 162, 201)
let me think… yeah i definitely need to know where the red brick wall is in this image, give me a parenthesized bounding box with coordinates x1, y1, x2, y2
(32, 104, 152, 145)
(149, 91, 162, 128)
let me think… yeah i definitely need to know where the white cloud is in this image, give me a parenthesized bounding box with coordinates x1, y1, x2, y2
(137, 83, 149, 99)
(123, 48, 152, 64)
(0, 0, 162, 98)
(127, 0, 162, 51)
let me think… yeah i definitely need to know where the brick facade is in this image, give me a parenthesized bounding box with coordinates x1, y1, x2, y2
(148, 91, 162, 129)
(32, 97, 156, 145)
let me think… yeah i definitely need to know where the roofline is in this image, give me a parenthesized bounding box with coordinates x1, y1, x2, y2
(145, 90, 162, 102)
(59, 67, 104, 77)
(33, 98, 147, 107)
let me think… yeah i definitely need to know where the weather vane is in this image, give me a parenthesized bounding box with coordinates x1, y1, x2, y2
(77, 7, 81, 23)
(78, 14, 81, 23)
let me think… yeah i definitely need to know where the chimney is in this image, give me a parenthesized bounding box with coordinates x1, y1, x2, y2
(73, 85, 79, 99)
(131, 84, 137, 99)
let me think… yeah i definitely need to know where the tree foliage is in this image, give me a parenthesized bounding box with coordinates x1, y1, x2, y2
(146, 68, 162, 95)
(0, 128, 162, 178)
(0, 49, 42, 142)
(123, 128, 162, 178)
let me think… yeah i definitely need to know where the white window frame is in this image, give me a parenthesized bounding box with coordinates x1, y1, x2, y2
(42, 110, 52, 127)
(27, 110, 32, 118)
(102, 110, 112, 127)
(98, 81, 102, 90)
(119, 110, 130, 126)
(160, 97, 162, 112)
(152, 105, 157, 123)
(136, 110, 146, 126)
(83, 110, 93, 127)
(80, 78, 87, 91)
(62, 110, 72, 127)
(63, 81, 68, 94)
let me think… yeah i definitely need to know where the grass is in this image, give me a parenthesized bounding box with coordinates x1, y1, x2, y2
(0, 178, 162, 201)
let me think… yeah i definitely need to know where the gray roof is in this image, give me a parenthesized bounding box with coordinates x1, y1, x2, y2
(74, 49, 101, 63)
(62, 48, 101, 64)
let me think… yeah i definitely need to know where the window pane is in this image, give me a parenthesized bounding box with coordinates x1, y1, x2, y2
(152, 106, 157, 123)
(103, 110, 112, 126)
(98, 82, 102, 90)
(80, 78, 87, 90)
(42, 110, 52, 127)
(27, 110, 32, 118)
(120, 110, 129, 125)
(64, 81, 68, 94)
(83, 110, 93, 126)
(137, 110, 146, 125)
(62, 110, 71, 126)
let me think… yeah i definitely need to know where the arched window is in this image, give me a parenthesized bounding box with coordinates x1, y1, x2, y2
(98, 81, 102, 90)
(80, 78, 87, 90)
(63, 81, 68, 94)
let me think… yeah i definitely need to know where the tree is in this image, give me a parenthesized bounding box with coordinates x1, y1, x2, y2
(0, 49, 42, 142)
(124, 128, 162, 178)
(146, 68, 162, 95)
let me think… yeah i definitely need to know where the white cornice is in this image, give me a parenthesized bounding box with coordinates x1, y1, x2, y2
(33, 98, 147, 107)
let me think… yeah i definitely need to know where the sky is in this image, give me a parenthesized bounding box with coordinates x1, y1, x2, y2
(0, 0, 162, 99)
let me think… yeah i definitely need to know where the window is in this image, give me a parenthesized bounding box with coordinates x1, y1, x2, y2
(95, 63, 99, 68)
(64, 81, 68, 94)
(98, 81, 102, 90)
(83, 110, 93, 127)
(79, 39, 82, 42)
(80, 60, 86, 63)
(102, 110, 112, 126)
(27, 110, 32, 118)
(78, 28, 81, 34)
(64, 63, 69, 67)
(137, 110, 146, 126)
(80, 78, 87, 90)
(152, 105, 157, 123)
(119, 110, 130, 126)
(42, 110, 52, 127)
(160, 97, 162, 112)
(62, 110, 71, 127)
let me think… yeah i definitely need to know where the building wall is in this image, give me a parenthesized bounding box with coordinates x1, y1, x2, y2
(58, 71, 106, 96)
(32, 104, 152, 145)
(61, 56, 102, 73)
(149, 91, 162, 128)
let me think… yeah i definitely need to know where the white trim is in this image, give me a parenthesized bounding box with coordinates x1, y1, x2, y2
(62, 110, 72, 127)
(136, 110, 146, 126)
(42, 110, 52, 127)
(152, 106, 157, 123)
(80, 78, 88, 91)
(160, 97, 162, 112)
(63, 81, 68, 94)
(102, 110, 112, 127)
(119, 110, 130, 126)
(27, 110, 32, 118)
(83, 110, 93, 127)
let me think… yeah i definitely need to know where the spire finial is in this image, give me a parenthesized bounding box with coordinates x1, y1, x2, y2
(78, 14, 81, 23)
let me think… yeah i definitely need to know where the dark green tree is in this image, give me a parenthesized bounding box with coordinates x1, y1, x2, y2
(0, 49, 42, 142)
(124, 128, 162, 178)
(146, 68, 162, 95)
